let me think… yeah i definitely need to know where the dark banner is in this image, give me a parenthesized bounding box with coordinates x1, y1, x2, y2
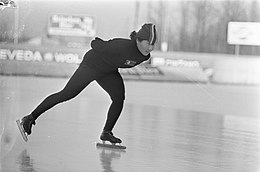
(0, 44, 86, 64)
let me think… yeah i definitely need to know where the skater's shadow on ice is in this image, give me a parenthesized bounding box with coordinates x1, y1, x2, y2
(96, 146, 125, 172)
(17, 149, 36, 172)
(0, 121, 18, 159)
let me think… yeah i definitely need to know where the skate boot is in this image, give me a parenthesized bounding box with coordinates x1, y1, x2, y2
(0, 0, 17, 10)
(96, 130, 126, 149)
(100, 130, 122, 144)
(16, 115, 36, 142)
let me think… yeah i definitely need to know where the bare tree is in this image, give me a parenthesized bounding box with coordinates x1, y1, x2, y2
(179, 1, 189, 51)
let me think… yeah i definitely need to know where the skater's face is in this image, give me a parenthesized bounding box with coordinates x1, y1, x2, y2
(136, 39, 155, 56)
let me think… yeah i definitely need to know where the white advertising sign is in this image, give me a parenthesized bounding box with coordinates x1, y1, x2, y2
(48, 14, 96, 37)
(227, 22, 260, 46)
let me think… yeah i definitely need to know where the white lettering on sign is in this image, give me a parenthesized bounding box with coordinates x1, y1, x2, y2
(48, 14, 96, 37)
(0, 48, 82, 64)
(16, 50, 24, 61)
(43, 53, 54, 62)
(0, 49, 43, 61)
(54, 53, 81, 64)
(0, 49, 8, 60)
(152, 57, 200, 68)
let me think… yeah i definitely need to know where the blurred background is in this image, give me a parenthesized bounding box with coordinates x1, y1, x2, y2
(1, 1, 260, 171)
(0, 0, 260, 84)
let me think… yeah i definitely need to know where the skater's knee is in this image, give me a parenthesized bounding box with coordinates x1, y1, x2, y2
(110, 93, 125, 103)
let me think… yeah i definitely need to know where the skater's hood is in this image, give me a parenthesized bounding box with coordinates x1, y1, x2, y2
(136, 23, 157, 45)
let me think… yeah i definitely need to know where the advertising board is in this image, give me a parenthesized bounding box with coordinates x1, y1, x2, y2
(227, 22, 260, 46)
(48, 13, 96, 37)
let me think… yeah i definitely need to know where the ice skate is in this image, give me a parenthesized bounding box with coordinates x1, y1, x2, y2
(96, 130, 126, 150)
(0, 0, 17, 10)
(16, 115, 35, 142)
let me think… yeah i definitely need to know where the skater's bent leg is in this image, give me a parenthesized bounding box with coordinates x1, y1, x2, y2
(97, 71, 125, 131)
(30, 65, 97, 120)
(31, 91, 74, 120)
(103, 99, 124, 131)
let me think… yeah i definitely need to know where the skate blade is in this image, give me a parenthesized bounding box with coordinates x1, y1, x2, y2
(16, 120, 28, 142)
(0, 4, 16, 11)
(96, 142, 126, 150)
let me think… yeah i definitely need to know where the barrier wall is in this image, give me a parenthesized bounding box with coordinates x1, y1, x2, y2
(1, 44, 259, 85)
(212, 58, 260, 85)
(152, 51, 260, 86)
(0, 44, 209, 83)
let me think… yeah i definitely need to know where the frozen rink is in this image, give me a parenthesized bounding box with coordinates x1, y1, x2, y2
(1, 76, 260, 172)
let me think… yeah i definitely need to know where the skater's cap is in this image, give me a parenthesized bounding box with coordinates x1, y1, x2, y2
(136, 23, 157, 45)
